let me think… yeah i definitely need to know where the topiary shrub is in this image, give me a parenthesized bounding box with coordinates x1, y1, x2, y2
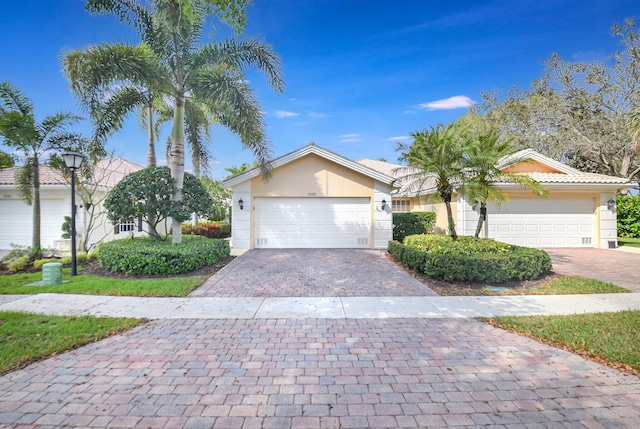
(391, 234, 551, 283)
(182, 221, 231, 239)
(617, 194, 640, 238)
(97, 235, 230, 276)
(392, 212, 436, 242)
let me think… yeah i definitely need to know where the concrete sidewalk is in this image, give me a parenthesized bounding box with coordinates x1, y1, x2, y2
(1, 292, 639, 319)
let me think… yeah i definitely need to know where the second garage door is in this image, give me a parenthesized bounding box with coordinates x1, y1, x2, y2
(254, 197, 371, 248)
(486, 198, 595, 248)
(0, 199, 66, 250)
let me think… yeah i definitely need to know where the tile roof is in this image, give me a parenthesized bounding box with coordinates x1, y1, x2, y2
(0, 158, 144, 188)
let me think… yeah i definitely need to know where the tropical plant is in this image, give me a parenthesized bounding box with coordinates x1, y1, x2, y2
(0, 82, 85, 257)
(224, 162, 256, 176)
(200, 176, 231, 221)
(396, 123, 473, 240)
(0, 151, 13, 169)
(104, 166, 212, 239)
(64, 0, 285, 245)
(463, 128, 547, 239)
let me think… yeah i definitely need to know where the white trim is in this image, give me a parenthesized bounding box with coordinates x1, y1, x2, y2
(497, 149, 583, 175)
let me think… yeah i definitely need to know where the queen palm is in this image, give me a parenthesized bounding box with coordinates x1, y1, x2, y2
(64, 0, 285, 243)
(464, 129, 548, 239)
(0, 82, 84, 257)
(397, 123, 473, 240)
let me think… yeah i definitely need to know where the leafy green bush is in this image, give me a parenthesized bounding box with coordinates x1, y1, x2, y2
(404, 234, 511, 254)
(617, 195, 640, 238)
(182, 221, 231, 239)
(76, 252, 88, 264)
(87, 248, 99, 260)
(390, 234, 551, 283)
(97, 235, 230, 276)
(34, 258, 61, 269)
(392, 212, 436, 242)
(8, 256, 29, 272)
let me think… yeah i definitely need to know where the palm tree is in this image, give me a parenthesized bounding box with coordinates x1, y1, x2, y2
(64, 0, 285, 244)
(463, 129, 548, 239)
(0, 82, 84, 257)
(224, 162, 256, 176)
(0, 151, 13, 169)
(397, 123, 472, 240)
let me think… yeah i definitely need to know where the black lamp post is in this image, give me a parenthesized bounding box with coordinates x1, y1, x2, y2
(61, 151, 85, 276)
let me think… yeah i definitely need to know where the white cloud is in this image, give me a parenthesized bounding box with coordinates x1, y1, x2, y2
(404, 109, 417, 114)
(388, 136, 410, 141)
(418, 95, 476, 110)
(339, 133, 361, 139)
(274, 110, 300, 118)
(340, 138, 362, 143)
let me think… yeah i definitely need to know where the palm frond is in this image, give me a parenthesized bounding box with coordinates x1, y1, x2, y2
(15, 159, 34, 205)
(0, 82, 33, 117)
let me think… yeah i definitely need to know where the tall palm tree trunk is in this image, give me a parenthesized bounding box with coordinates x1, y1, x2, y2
(444, 200, 458, 240)
(474, 202, 487, 239)
(169, 91, 186, 245)
(32, 158, 42, 256)
(146, 102, 157, 167)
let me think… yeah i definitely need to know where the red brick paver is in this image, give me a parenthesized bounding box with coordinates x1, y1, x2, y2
(191, 249, 438, 297)
(1, 318, 639, 428)
(546, 248, 640, 292)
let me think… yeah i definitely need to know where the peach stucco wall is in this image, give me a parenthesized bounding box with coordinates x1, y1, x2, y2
(250, 154, 374, 197)
(502, 160, 562, 174)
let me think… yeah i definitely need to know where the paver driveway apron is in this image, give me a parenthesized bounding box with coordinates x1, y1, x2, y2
(0, 249, 639, 428)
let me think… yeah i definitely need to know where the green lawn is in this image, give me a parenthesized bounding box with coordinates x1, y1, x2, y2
(617, 237, 640, 248)
(0, 311, 142, 374)
(0, 267, 206, 297)
(488, 310, 640, 374)
(505, 275, 628, 295)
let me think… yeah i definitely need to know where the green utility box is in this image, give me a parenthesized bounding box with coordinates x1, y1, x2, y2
(42, 262, 63, 286)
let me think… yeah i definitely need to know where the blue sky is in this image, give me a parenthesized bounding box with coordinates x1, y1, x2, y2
(0, 0, 637, 178)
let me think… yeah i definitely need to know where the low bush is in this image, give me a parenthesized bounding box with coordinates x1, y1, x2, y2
(8, 256, 29, 273)
(182, 221, 231, 239)
(392, 212, 436, 242)
(33, 258, 61, 269)
(87, 247, 99, 260)
(617, 194, 640, 238)
(389, 234, 552, 283)
(97, 235, 230, 276)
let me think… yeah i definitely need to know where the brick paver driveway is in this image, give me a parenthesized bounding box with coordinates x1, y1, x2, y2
(1, 318, 639, 428)
(546, 248, 640, 292)
(1, 248, 640, 428)
(191, 249, 438, 298)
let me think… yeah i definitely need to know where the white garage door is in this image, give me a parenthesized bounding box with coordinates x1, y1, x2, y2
(254, 197, 371, 248)
(486, 198, 594, 248)
(0, 199, 66, 250)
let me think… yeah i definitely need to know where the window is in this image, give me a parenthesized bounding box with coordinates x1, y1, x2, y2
(392, 199, 411, 213)
(114, 217, 143, 234)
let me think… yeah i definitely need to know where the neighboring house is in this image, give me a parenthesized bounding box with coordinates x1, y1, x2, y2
(358, 149, 632, 249)
(223, 143, 394, 250)
(0, 158, 146, 252)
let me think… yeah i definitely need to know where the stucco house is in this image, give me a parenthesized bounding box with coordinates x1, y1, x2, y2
(224, 144, 631, 250)
(223, 143, 394, 250)
(358, 149, 632, 249)
(0, 158, 146, 252)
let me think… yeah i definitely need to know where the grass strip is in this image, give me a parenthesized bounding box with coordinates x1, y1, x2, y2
(487, 310, 640, 375)
(617, 237, 640, 248)
(0, 268, 206, 297)
(0, 311, 142, 374)
(512, 275, 628, 295)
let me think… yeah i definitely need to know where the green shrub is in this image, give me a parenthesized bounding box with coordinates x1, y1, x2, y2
(391, 234, 551, 283)
(33, 258, 61, 269)
(404, 234, 511, 254)
(97, 235, 230, 276)
(76, 252, 88, 263)
(87, 248, 99, 260)
(392, 212, 436, 242)
(61, 256, 72, 265)
(8, 256, 29, 272)
(617, 195, 640, 238)
(182, 221, 231, 239)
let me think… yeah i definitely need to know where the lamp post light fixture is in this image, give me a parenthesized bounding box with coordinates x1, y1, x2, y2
(61, 151, 85, 276)
(381, 199, 387, 211)
(607, 198, 616, 211)
(238, 198, 244, 210)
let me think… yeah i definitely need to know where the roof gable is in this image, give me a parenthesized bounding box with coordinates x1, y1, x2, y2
(497, 149, 582, 175)
(223, 143, 395, 188)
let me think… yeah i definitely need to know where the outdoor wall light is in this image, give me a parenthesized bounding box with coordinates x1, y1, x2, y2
(607, 198, 615, 211)
(381, 199, 387, 211)
(238, 199, 244, 210)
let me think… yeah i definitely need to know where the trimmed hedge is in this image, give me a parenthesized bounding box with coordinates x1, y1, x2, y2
(617, 195, 640, 238)
(98, 235, 230, 276)
(388, 234, 552, 283)
(392, 212, 436, 242)
(182, 221, 231, 239)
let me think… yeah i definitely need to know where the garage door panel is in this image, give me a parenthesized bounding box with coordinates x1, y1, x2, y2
(487, 198, 593, 248)
(0, 199, 66, 249)
(255, 197, 371, 249)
